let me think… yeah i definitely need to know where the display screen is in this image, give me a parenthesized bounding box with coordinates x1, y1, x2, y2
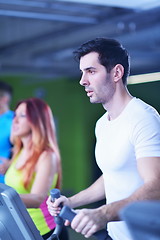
(0, 183, 43, 240)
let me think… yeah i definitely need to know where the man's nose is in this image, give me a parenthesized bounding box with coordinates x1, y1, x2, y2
(79, 74, 89, 86)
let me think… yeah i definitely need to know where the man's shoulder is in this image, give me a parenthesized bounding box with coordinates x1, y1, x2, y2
(4, 110, 14, 119)
(127, 99, 160, 135)
(127, 98, 159, 120)
(0, 110, 14, 125)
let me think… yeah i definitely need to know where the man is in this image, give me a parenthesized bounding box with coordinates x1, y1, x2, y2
(47, 38, 160, 240)
(0, 81, 14, 183)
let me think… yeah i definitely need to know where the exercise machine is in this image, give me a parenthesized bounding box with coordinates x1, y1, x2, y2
(50, 188, 108, 240)
(0, 184, 108, 240)
(120, 200, 160, 240)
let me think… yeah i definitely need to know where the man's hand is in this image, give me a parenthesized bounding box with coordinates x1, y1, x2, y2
(71, 206, 107, 238)
(46, 195, 71, 216)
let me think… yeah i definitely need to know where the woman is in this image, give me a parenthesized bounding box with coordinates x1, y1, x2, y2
(5, 97, 68, 240)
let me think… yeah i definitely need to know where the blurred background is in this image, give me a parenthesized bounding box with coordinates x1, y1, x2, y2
(0, 1, 160, 238)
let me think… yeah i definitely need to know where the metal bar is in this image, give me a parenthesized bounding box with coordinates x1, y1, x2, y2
(0, 9, 97, 23)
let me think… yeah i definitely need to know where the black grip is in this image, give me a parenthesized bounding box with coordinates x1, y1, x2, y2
(59, 206, 108, 240)
(50, 188, 61, 201)
(49, 188, 64, 237)
(59, 205, 76, 222)
(50, 188, 63, 209)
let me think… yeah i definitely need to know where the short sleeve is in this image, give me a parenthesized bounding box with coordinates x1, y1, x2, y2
(131, 111, 160, 159)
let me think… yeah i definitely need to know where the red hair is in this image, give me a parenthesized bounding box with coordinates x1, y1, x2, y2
(12, 98, 62, 189)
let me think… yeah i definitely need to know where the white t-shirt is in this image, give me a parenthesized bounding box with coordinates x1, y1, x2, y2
(95, 98, 160, 240)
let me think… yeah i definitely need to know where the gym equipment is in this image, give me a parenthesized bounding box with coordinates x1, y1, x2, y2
(47, 189, 64, 240)
(120, 200, 160, 240)
(50, 188, 108, 240)
(0, 183, 43, 240)
(0, 184, 108, 240)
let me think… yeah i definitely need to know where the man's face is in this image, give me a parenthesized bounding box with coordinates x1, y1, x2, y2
(79, 52, 116, 106)
(0, 92, 10, 109)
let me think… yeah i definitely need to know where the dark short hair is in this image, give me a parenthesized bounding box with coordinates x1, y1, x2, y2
(0, 81, 13, 97)
(73, 37, 130, 85)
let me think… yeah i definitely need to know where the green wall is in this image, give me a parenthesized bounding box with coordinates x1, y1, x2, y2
(128, 81, 160, 113)
(1, 76, 160, 195)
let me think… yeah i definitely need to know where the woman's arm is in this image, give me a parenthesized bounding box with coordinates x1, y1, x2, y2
(0, 157, 11, 174)
(21, 151, 58, 208)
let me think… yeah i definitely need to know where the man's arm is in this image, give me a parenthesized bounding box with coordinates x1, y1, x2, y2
(47, 175, 105, 216)
(69, 175, 105, 208)
(104, 156, 160, 221)
(71, 156, 160, 238)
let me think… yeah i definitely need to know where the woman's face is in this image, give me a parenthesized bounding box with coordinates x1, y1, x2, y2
(12, 103, 31, 138)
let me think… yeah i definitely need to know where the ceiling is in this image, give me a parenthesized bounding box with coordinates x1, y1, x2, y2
(0, 0, 160, 80)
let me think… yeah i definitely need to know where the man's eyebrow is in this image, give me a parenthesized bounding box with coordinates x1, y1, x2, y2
(80, 67, 96, 72)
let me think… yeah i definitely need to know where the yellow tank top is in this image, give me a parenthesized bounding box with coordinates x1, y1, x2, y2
(5, 155, 58, 235)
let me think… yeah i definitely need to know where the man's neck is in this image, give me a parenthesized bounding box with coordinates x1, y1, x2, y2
(103, 88, 133, 121)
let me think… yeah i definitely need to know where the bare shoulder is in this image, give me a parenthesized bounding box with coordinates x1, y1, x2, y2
(36, 150, 57, 171)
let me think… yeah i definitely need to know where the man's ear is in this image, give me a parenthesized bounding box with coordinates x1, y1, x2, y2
(113, 64, 124, 82)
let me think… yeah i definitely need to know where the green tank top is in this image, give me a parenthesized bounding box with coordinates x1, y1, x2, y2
(5, 155, 58, 235)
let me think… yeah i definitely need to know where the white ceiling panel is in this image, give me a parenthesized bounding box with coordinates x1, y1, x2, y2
(57, 0, 160, 9)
